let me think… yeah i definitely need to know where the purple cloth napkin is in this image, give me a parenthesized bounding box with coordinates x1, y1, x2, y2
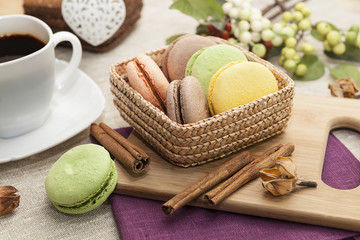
(107, 127, 360, 240)
(322, 133, 360, 189)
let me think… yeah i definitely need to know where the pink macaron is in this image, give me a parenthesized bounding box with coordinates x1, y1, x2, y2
(126, 54, 169, 112)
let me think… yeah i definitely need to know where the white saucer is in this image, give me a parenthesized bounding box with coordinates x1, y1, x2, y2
(0, 59, 105, 163)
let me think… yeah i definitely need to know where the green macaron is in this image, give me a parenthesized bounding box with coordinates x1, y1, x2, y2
(185, 44, 248, 97)
(45, 144, 118, 214)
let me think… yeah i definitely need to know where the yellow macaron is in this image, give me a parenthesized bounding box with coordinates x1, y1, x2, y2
(208, 61, 278, 115)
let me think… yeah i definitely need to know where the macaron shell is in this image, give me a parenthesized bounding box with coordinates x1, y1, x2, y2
(185, 48, 206, 76)
(208, 61, 278, 115)
(45, 144, 118, 214)
(180, 76, 210, 124)
(187, 44, 248, 98)
(126, 61, 164, 111)
(166, 35, 216, 81)
(166, 80, 182, 123)
(162, 34, 190, 79)
(53, 161, 118, 214)
(134, 54, 169, 105)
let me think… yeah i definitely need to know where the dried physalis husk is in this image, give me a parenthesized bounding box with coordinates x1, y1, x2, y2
(260, 157, 316, 196)
(0, 186, 20, 216)
(329, 77, 359, 98)
(263, 179, 296, 196)
(260, 168, 281, 181)
(275, 157, 297, 179)
(328, 84, 344, 97)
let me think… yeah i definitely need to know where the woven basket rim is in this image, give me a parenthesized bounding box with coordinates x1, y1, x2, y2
(115, 95, 292, 153)
(111, 82, 293, 143)
(115, 99, 291, 167)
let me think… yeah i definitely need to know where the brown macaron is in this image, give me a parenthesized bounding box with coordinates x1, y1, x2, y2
(166, 76, 210, 124)
(162, 34, 216, 81)
(126, 54, 169, 112)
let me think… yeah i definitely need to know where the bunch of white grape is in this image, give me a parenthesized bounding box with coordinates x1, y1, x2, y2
(270, 2, 311, 46)
(272, 2, 314, 76)
(222, 0, 273, 58)
(316, 22, 360, 55)
(346, 26, 360, 47)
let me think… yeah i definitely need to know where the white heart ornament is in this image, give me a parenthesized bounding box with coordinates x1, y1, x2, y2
(61, 0, 126, 47)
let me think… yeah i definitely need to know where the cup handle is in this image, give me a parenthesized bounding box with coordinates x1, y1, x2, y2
(52, 31, 82, 90)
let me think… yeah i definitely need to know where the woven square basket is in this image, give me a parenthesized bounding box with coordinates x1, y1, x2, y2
(109, 40, 295, 167)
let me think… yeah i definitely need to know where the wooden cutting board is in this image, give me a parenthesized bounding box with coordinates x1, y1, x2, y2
(113, 94, 360, 232)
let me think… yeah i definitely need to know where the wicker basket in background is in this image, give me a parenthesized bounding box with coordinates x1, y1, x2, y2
(109, 41, 295, 167)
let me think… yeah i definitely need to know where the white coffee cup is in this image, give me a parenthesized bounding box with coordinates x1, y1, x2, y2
(0, 15, 82, 138)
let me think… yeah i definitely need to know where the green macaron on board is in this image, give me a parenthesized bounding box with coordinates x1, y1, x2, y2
(45, 144, 118, 214)
(185, 44, 248, 97)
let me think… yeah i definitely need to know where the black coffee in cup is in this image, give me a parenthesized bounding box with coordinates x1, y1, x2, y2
(0, 34, 46, 63)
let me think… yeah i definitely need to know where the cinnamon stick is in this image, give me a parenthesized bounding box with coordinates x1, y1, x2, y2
(90, 123, 149, 174)
(99, 122, 149, 161)
(162, 151, 254, 215)
(205, 143, 295, 206)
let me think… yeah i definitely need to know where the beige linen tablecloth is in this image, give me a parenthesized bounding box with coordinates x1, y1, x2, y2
(0, 0, 359, 239)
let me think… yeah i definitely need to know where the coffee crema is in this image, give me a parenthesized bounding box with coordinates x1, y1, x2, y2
(0, 34, 46, 63)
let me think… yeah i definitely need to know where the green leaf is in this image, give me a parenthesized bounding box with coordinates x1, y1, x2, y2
(267, 46, 282, 59)
(310, 28, 325, 41)
(311, 22, 338, 42)
(329, 64, 360, 86)
(293, 55, 325, 81)
(166, 34, 185, 45)
(196, 24, 208, 35)
(214, 0, 226, 5)
(170, 0, 225, 21)
(324, 43, 360, 62)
